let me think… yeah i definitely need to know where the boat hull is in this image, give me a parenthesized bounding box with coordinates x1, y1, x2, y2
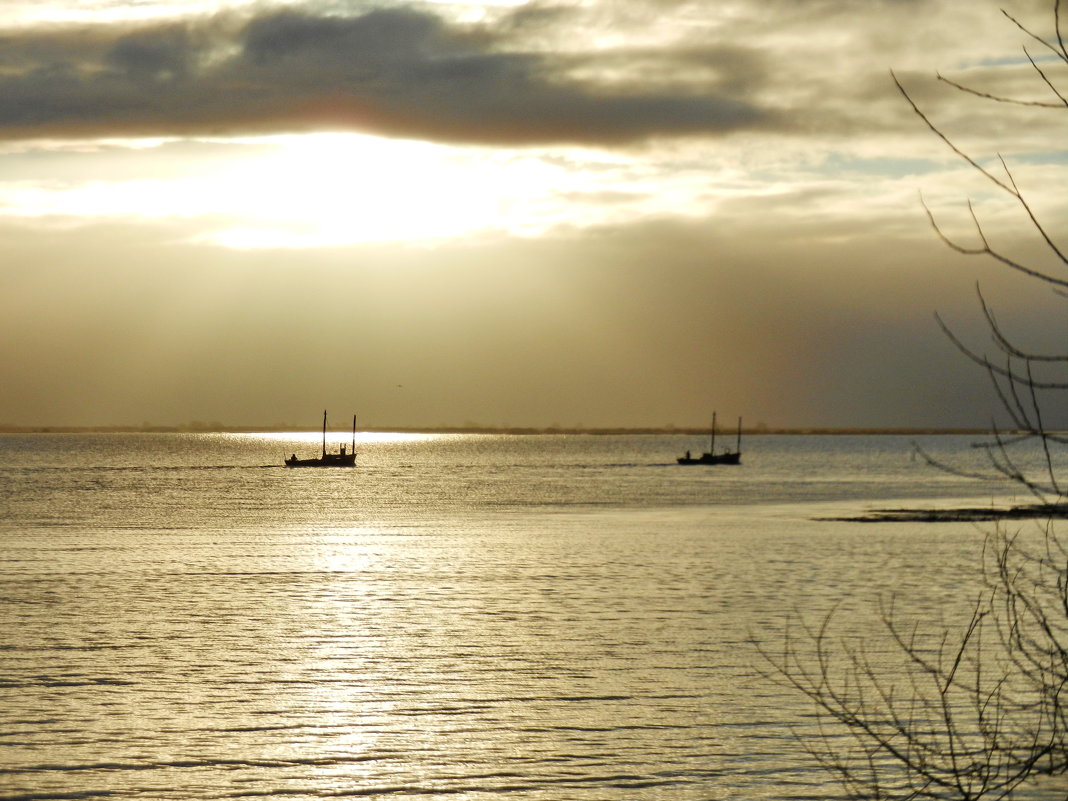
(677, 452, 741, 466)
(284, 453, 356, 468)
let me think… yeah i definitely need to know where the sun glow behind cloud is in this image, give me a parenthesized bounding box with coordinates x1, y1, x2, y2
(0, 133, 774, 248)
(0, 134, 566, 246)
(213, 133, 588, 247)
(4, 125, 1049, 255)
(205, 134, 534, 247)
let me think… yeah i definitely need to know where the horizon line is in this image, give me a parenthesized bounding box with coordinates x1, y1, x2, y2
(0, 424, 995, 436)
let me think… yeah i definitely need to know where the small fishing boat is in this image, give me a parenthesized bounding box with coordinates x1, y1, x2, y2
(678, 413, 742, 465)
(284, 410, 357, 468)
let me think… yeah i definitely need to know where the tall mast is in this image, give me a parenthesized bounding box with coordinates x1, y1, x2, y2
(351, 414, 356, 454)
(321, 409, 327, 458)
(736, 417, 742, 453)
(710, 411, 717, 454)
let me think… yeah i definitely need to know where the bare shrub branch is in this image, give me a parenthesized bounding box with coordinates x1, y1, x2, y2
(769, 3, 1068, 797)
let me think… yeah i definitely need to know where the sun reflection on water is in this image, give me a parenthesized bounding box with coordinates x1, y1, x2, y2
(249, 431, 448, 445)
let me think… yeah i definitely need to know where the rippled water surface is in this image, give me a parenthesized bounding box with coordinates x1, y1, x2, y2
(0, 433, 1056, 799)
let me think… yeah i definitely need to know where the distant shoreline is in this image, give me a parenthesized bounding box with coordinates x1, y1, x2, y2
(824, 503, 1068, 523)
(0, 425, 993, 436)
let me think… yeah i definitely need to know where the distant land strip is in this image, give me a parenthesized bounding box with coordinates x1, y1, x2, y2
(824, 503, 1068, 523)
(0, 424, 994, 436)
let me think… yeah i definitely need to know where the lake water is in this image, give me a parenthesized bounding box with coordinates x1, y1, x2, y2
(0, 432, 1059, 800)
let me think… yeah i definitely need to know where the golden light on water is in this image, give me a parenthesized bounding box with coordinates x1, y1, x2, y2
(254, 431, 448, 445)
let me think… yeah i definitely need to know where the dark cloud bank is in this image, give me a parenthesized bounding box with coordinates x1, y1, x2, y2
(0, 5, 774, 144)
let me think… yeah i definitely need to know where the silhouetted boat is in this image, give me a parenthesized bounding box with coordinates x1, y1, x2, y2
(284, 410, 357, 468)
(678, 413, 742, 465)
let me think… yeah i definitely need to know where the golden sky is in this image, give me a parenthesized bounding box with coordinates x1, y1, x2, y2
(0, 0, 1064, 428)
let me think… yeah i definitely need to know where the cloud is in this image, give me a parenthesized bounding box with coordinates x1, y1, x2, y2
(0, 4, 777, 145)
(0, 0, 1058, 154)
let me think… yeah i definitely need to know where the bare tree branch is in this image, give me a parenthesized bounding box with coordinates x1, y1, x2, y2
(1002, 5, 1068, 65)
(769, 4, 1068, 797)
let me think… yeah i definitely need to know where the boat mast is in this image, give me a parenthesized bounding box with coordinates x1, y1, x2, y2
(710, 411, 717, 455)
(321, 409, 327, 458)
(735, 417, 742, 453)
(351, 414, 356, 455)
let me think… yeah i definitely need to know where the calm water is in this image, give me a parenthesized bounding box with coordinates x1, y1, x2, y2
(0, 433, 1057, 800)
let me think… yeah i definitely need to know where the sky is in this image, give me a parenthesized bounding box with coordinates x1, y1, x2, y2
(1, 0, 1065, 430)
